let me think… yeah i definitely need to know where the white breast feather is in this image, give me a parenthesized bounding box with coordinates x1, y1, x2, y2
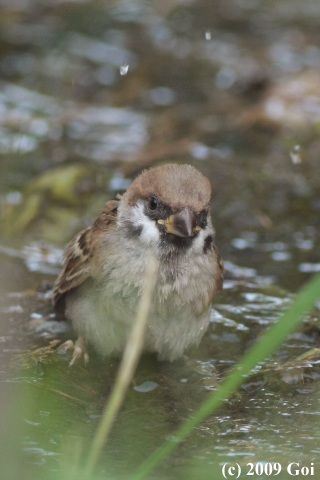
(66, 206, 217, 361)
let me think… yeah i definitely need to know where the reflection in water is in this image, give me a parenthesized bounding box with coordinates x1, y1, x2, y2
(0, 269, 319, 476)
(120, 63, 129, 75)
(290, 144, 302, 164)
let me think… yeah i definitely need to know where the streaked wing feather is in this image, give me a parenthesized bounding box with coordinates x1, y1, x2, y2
(53, 199, 119, 316)
(213, 244, 224, 292)
(206, 244, 223, 306)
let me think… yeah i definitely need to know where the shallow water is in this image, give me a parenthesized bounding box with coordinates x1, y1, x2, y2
(1, 0, 320, 479)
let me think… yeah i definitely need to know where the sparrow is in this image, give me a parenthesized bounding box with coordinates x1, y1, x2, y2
(53, 164, 223, 363)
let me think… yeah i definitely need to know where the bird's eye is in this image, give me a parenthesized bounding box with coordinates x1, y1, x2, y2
(149, 196, 158, 210)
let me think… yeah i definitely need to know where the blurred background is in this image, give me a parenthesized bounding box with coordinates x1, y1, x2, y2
(1, 0, 320, 479)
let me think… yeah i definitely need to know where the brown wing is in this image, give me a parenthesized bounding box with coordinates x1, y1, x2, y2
(206, 244, 223, 307)
(213, 244, 224, 292)
(53, 199, 119, 316)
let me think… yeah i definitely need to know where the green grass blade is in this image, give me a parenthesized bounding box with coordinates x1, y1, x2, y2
(85, 257, 158, 477)
(129, 272, 320, 480)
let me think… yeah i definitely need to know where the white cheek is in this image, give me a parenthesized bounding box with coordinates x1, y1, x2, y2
(191, 226, 212, 254)
(139, 215, 160, 245)
(131, 203, 160, 245)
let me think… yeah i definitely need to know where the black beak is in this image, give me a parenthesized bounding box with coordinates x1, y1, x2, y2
(161, 207, 199, 238)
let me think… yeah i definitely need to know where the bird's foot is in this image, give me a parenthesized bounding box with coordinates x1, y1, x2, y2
(58, 336, 89, 366)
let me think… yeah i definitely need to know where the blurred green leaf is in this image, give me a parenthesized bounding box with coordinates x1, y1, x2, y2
(129, 272, 320, 480)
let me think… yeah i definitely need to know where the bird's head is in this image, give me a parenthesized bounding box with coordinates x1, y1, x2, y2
(117, 164, 214, 256)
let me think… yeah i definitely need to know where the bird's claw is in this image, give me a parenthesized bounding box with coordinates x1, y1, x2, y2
(58, 337, 89, 366)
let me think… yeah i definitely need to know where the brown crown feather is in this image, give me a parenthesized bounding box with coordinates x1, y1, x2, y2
(120, 164, 211, 213)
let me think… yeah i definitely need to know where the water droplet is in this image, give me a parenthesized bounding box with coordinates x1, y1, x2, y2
(270, 251, 291, 262)
(133, 381, 158, 393)
(290, 145, 302, 164)
(120, 63, 129, 76)
(165, 435, 181, 443)
(5, 191, 22, 205)
(299, 262, 320, 272)
(205, 31, 211, 40)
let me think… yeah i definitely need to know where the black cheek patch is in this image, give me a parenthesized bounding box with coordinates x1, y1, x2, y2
(122, 221, 143, 238)
(203, 235, 214, 254)
(197, 210, 208, 229)
(129, 225, 143, 237)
